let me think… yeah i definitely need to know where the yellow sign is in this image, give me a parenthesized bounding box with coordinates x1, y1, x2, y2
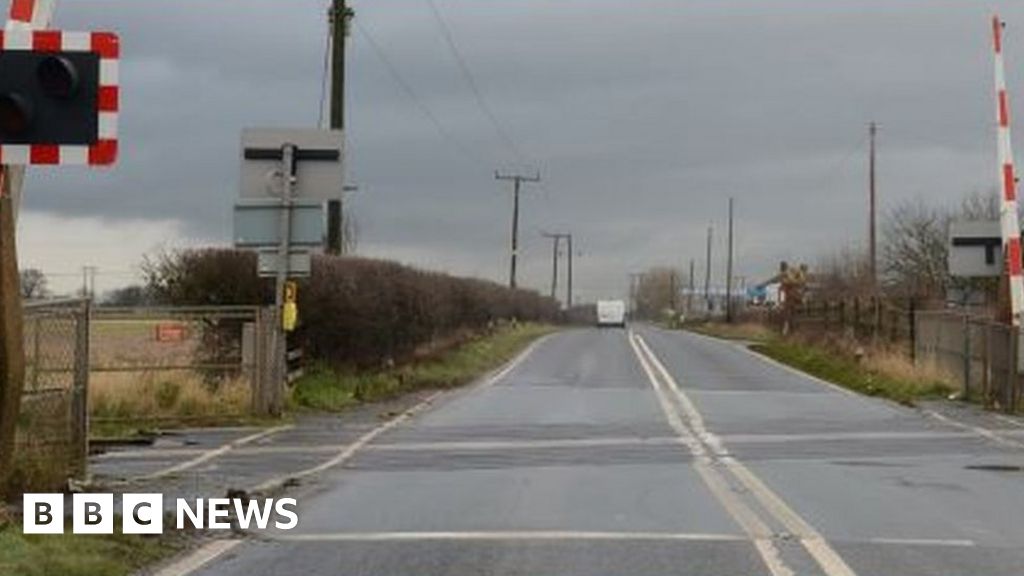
(283, 281, 298, 332)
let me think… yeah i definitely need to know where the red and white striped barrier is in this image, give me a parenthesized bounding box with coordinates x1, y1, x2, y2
(0, 29, 119, 165)
(7, 0, 53, 30)
(993, 14, 1024, 327)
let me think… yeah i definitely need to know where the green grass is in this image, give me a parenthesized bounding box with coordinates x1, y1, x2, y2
(683, 321, 775, 343)
(0, 520, 185, 576)
(750, 339, 952, 406)
(292, 323, 556, 411)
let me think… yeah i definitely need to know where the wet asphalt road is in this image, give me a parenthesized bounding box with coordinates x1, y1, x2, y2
(188, 326, 1024, 576)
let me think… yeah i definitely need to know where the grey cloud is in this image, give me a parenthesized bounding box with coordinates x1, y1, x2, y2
(18, 0, 1024, 300)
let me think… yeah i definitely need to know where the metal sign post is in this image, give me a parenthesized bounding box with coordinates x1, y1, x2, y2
(267, 144, 296, 415)
(235, 128, 340, 415)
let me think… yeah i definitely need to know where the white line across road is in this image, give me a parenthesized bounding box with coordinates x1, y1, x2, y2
(248, 334, 545, 496)
(133, 424, 295, 482)
(151, 540, 243, 576)
(269, 530, 747, 543)
(629, 330, 860, 576)
(107, 337, 550, 576)
(627, 331, 792, 576)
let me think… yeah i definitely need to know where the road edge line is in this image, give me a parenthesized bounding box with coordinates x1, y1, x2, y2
(634, 331, 859, 576)
(150, 538, 242, 576)
(139, 424, 295, 482)
(626, 330, 791, 576)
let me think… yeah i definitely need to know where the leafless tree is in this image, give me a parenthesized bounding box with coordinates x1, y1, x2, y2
(814, 248, 872, 300)
(881, 199, 949, 299)
(19, 268, 49, 300)
(635, 267, 681, 319)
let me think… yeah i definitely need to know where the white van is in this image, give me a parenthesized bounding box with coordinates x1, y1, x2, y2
(596, 300, 627, 328)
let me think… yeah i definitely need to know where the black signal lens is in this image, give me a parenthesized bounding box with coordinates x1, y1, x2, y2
(0, 92, 33, 136)
(37, 55, 79, 99)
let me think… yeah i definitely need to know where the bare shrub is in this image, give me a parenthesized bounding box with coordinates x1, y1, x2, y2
(143, 249, 561, 369)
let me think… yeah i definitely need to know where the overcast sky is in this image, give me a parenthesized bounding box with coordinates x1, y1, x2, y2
(16, 0, 1024, 299)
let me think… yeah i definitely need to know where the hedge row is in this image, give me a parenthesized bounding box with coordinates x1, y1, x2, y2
(143, 248, 561, 367)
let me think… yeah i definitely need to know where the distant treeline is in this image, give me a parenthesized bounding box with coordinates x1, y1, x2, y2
(141, 248, 561, 367)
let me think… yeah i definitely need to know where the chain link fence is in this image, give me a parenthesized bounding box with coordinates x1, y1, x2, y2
(10, 302, 283, 492)
(914, 311, 1021, 411)
(14, 299, 89, 491)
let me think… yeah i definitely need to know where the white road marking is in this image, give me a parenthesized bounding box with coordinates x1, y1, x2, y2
(153, 335, 550, 576)
(992, 413, 1024, 429)
(97, 428, 992, 462)
(133, 424, 294, 482)
(868, 537, 976, 547)
(249, 336, 545, 495)
(248, 391, 444, 495)
(679, 329, 861, 399)
(269, 530, 746, 543)
(367, 436, 681, 452)
(923, 409, 1024, 450)
(720, 430, 978, 444)
(150, 539, 242, 576)
(627, 331, 791, 576)
(630, 330, 859, 576)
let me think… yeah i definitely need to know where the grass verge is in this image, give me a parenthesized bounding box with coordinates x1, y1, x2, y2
(0, 519, 186, 576)
(750, 338, 953, 406)
(292, 323, 556, 411)
(683, 321, 774, 343)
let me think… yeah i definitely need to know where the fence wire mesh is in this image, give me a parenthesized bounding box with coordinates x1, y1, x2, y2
(15, 299, 89, 490)
(915, 311, 1021, 411)
(88, 306, 263, 428)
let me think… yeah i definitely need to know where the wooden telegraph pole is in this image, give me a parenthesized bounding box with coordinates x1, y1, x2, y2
(0, 172, 26, 495)
(326, 0, 353, 255)
(0, 0, 58, 497)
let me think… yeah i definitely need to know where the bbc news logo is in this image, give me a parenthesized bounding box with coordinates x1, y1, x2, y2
(23, 494, 298, 534)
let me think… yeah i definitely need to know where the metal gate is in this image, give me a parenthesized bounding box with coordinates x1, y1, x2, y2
(15, 299, 90, 490)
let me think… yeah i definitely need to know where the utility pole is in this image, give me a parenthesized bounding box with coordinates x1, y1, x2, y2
(541, 232, 566, 301)
(688, 259, 695, 314)
(566, 234, 575, 309)
(81, 266, 97, 300)
(0, 171, 26, 498)
(0, 0, 58, 498)
(629, 272, 643, 317)
(704, 226, 713, 312)
(326, 0, 354, 255)
(495, 171, 540, 288)
(726, 198, 735, 323)
(868, 121, 878, 292)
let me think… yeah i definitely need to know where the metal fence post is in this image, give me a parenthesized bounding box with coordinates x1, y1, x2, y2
(252, 306, 283, 417)
(70, 299, 90, 477)
(1008, 328, 1016, 412)
(962, 314, 971, 401)
(909, 299, 917, 362)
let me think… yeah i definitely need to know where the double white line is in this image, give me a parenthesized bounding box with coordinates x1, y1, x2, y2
(628, 330, 858, 576)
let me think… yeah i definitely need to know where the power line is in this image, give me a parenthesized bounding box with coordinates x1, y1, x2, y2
(422, 0, 529, 164)
(354, 19, 490, 168)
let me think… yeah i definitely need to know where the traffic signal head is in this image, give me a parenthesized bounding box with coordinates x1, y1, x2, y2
(0, 30, 119, 165)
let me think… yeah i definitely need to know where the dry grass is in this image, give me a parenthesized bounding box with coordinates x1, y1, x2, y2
(86, 319, 254, 436)
(90, 372, 250, 425)
(91, 320, 197, 368)
(753, 330, 955, 405)
(863, 345, 957, 391)
(685, 321, 775, 343)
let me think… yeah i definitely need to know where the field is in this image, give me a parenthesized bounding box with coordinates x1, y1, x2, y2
(87, 318, 253, 437)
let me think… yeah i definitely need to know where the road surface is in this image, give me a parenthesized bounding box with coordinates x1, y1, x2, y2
(185, 326, 1024, 576)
